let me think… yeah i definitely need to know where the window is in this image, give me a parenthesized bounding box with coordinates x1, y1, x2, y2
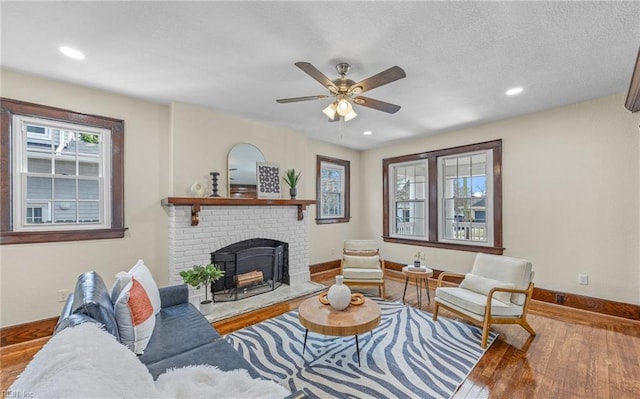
(383, 140, 502, 254)
(390, 161, 427, 237)
(438, 150, 493, 245)
(26, 207, 43, 224)
(13, 115, 110, 229)
(316, 155, 350, 224)
(1, 98, 125, 245)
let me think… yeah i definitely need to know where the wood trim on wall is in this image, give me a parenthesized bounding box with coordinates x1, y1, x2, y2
(1, 317, 57, 347)
(309, 259, 341, 275)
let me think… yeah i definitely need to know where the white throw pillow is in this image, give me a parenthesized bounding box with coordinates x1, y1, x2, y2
(460, 273, 515, 304)
(114, 277, 157, 354)
(128, 259, 161, 315)
(342, 254, 381, 269)
(110, 271, 131, 303)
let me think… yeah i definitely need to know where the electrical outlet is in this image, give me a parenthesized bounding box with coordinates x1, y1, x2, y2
(578, 273, 589, 285)
(57, 289, 69, 302)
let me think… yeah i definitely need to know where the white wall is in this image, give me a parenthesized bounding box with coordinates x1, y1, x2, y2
(168, 102, 363, 266)
(305, 140, 363, 263)
(2, 69, 637, 327)
(0, 69, 172, 326)
(0, 75, 363, 327)
(362, 94, 640, 305)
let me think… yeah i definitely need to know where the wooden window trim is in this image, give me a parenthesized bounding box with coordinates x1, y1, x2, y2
(1, 98, 125, 245)
(315, 155, 350, 224)
(382, 140, 503, 255)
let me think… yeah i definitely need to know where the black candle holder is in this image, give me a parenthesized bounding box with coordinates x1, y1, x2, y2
(209, 172, 221, 197)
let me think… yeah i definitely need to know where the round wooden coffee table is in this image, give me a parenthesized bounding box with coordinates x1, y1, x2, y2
(298, 295, 381, 366)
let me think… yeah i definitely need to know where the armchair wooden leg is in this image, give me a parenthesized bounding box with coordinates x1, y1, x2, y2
(432, 302, 439, 321)
(380, 283, 385, 299)
(519, 318, 536, 336)
(481, 319, 491, 349)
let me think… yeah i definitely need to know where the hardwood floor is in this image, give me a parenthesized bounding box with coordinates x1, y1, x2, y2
(2, 271, 639, 398)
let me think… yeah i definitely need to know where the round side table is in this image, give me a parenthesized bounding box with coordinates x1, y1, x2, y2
(402, 265, 434, 307)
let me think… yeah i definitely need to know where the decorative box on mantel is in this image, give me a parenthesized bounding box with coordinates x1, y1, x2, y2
(161, 197, 316, 226)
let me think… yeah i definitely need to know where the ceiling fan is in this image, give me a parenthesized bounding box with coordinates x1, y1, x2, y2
(276, 62, 406, 122)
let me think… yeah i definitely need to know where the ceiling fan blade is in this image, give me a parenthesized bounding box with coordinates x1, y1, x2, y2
(295, 62, 339, 93)
(349, 66, 406, 94)
(276, 95, 329, 103)
(353, 96, 401, 114)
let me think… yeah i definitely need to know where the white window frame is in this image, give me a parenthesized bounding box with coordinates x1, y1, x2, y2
(389, 159, 428, 239)
(319, 161, 345, 218)
(11, 115, 112, 232)
(437, 150, 494, 247)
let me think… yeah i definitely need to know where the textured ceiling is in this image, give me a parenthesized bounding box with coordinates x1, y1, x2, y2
(1, 1, 639, 150)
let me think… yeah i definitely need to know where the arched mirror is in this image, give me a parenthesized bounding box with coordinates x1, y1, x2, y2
(228, 143, 265, 198)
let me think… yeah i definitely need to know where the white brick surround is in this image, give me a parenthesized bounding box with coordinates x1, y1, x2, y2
(167, 205, 311, 298)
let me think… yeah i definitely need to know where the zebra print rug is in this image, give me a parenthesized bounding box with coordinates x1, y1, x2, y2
(226, 299, 496, 399)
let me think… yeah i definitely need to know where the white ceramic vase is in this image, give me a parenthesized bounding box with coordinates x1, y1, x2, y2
(189, 181, 206, 197)
(327, 275, 351, 311)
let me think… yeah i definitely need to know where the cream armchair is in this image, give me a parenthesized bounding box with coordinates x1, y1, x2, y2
(433, 253, 536, 348)
(340, 240, 385, 298)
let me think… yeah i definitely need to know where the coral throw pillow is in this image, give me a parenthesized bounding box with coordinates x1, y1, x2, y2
(114, 277, 156, 354)
(128, 259, 161, 315)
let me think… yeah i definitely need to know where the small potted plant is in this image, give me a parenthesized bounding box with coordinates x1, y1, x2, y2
(283, 168, 302, 199)
(179, 264, 225, 315)
(413, 251, 426, 267)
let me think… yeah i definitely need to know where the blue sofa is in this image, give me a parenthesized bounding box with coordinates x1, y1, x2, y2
(56, 272, 305, 398)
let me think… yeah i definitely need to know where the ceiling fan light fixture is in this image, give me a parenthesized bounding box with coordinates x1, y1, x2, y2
(322, 102, 337, 119)
(336, 98, 353, 116)
(343, 109, 358, 122)
(278, 61, 405, 123)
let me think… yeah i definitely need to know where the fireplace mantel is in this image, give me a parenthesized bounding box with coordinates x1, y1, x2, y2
(161, 197, 316, 226)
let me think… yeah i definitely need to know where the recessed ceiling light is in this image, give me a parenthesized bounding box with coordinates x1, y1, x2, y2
(59, 46, 85, 60)
(506, 87, 523, 96)
(363, 131, 373, 135)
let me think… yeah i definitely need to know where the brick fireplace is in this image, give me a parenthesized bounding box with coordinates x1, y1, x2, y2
(165, 199, 313, 305)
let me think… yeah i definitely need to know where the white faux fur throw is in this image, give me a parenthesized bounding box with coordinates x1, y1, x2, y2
(10, 323, 290, 399)
(10, 323, 159, 398)
(155, 365, 291, 399)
